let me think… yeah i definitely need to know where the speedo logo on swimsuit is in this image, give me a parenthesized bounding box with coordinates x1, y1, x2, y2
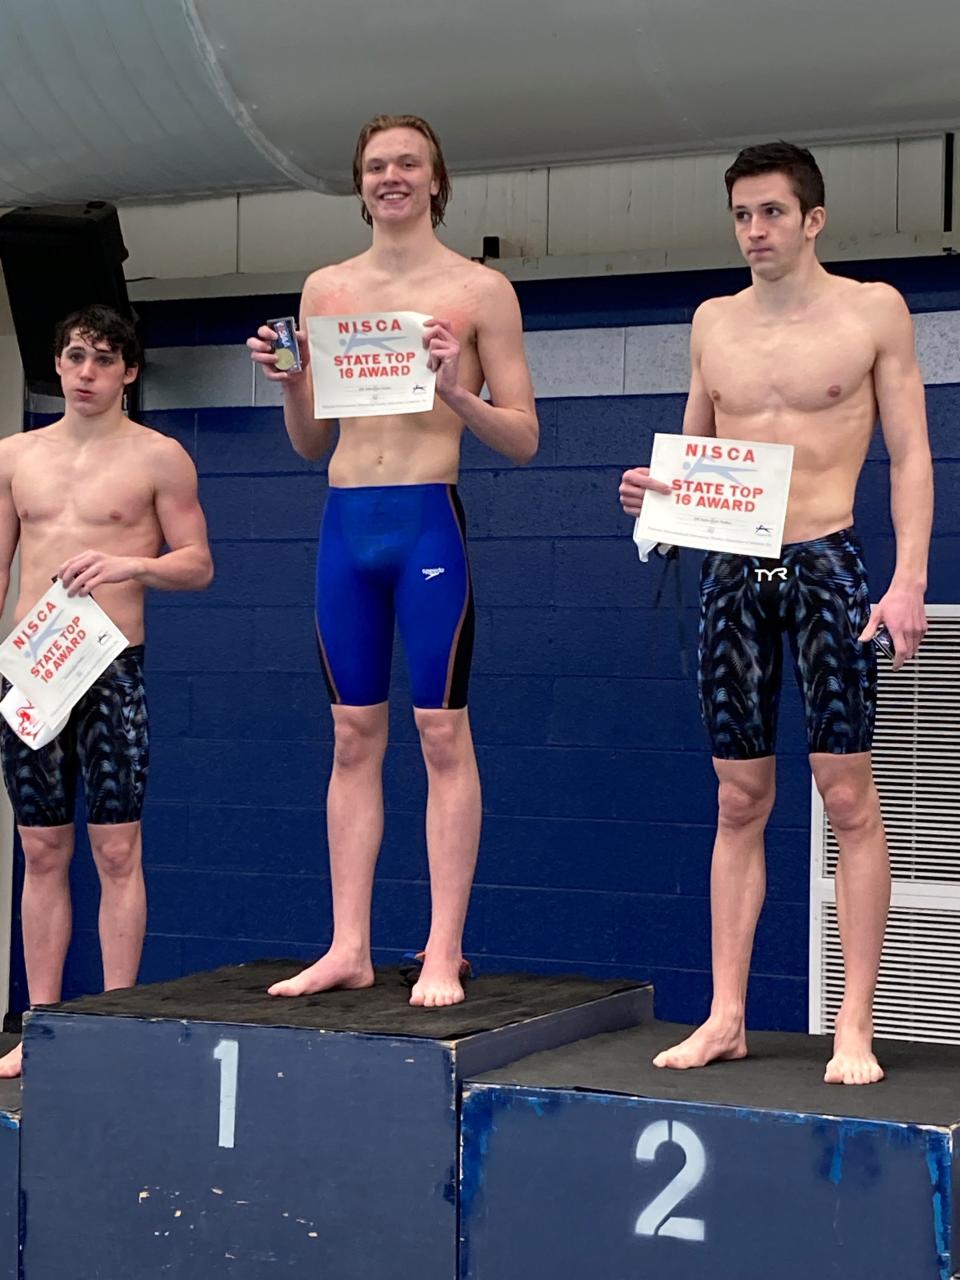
(422, 567, 445, 581)
(755, 567, 788, 582)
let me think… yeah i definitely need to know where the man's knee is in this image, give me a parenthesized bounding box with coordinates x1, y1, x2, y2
(415, 709, 471, 773)
(332, 708, 387, 770)
(20, 826, 73, 877)
(716, 772, 775, 829)
(89, 824, 142, 881)
(819, 775, 878, 836)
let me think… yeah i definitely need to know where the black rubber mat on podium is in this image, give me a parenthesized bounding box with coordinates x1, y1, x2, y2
(474, 1019, 960, 1126)
(45, 962, 650, 1040)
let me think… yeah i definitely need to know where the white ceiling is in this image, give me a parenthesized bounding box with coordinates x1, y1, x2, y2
(1, 0, 958, 204)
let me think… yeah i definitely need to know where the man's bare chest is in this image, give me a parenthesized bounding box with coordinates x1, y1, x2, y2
(317, 277, 481, 345)
(702, 321, 877, 416)
(14, 454, 155, 529)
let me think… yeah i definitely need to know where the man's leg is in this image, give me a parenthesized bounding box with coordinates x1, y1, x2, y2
(269, 703, 389, 996)
(0, 823, 75, 1079)
(654, 756, 776, 1069)
(810, 751, 888, 1085)
(409, 706, 481, 1008)
(88, 821, 146, 990)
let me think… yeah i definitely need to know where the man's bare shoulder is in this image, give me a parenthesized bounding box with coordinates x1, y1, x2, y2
(0, 424, 67, 473)
(302, 254, 372, 297)
(442, 258, 516, 314)
(691, 293, 742, 335)
(0, 432, 31, 479)
(135, 425, 196, 473)
(847, 279, 911, 322)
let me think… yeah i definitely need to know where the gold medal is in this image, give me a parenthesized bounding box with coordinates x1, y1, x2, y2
(274, 348, 295, 371)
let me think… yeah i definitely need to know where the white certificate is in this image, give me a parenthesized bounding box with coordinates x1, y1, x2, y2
(307, 311, 436, 419)
(633, 433, 794, 557)
(0, 580, 129, 723)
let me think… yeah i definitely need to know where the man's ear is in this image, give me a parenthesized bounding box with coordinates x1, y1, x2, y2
(806, 206, 826, 240)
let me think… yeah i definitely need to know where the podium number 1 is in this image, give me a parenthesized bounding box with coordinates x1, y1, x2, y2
(634, 1119, 706, 1242)
(214, 1039, 239, 1149)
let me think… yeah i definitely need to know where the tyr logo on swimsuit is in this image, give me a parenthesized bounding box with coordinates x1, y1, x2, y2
(755, 567, 788, 582)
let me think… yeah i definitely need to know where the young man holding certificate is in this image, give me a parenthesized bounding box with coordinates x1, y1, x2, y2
(0, 305, 213, 1077)
(247, 115, 537, 1009)
(620, 142, 933, 1086)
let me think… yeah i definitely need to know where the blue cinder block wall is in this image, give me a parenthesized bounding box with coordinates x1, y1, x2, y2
(12, 257, 960, 1032)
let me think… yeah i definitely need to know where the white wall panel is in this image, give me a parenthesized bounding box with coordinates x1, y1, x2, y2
(896, 136, 945, 234)
(548, 140, 921, 257)
(120, 197, 239, 281)
(814, 140, 899, 238)
(548, 153, 731, 257)
(238, 190, 368, 277)
(114, 134, 956, 286)
(440, 169, 548, 260)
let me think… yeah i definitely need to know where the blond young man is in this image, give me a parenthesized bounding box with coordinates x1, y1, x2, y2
(248, 115, 537, 1008)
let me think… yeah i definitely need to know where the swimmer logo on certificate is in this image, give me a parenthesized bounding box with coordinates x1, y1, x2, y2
(634, 433, 795, 557)
(308, 311, 436, 419)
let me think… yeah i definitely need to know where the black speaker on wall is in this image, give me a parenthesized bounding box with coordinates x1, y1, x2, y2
(0, 201, 138, 408)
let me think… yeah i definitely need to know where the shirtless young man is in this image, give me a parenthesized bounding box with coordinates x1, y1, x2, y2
(0, 304, 213, 1077)
(620, 142, 932, 1085)
(247, 114, 537, 1008)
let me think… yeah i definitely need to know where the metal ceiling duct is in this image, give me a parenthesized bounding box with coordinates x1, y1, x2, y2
(1, 0, 959, 205)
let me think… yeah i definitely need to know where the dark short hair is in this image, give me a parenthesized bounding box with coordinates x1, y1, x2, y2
(724, 141, 825, 218)
(54, 304, 141, 370)
(352, 114, 452, 229)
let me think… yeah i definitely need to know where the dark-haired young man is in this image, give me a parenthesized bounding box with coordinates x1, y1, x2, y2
(620, 142, 932, 1085)
(0, 304, 213, 1077)
(248, 115, 537, 1008)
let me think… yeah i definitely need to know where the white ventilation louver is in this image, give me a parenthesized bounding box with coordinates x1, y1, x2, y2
(810, 606, 960, 1042)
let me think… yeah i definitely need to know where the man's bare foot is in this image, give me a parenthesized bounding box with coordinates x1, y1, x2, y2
(0, 1042, 22, 1079)
(267, 951, 375, 998)
(409, 953, 468, 1009)
(824, 1017, 884, 1085)
(653, 1016, 747, 1070)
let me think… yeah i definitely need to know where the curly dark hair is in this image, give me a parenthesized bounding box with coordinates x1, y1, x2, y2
(54, 304, 140, 370)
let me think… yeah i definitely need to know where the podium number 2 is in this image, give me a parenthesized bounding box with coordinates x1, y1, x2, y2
(634, 1120, 706, 1242)
(214, 1039, 239, 1149)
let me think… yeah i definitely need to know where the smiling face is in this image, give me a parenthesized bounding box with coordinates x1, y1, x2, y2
(730, 171, 825, 280)
(359, 126, 440, 230)
(55, 330, 138, 416)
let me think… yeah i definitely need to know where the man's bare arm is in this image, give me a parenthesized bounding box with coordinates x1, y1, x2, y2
(246, 270, 337, 462)
(864, 284, 932, 664)
(59, 440, 214, 595)
(0, 440, 21, 614)
(682, 303, 720, 437)
(428, 273, 538, 465)
(620, 301, 717, 514)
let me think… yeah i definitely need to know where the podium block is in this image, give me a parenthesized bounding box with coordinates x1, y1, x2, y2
(0, 1035, 20, 1280)
(461, 1021, 960, 1280)
(20, 962, 650, 1279)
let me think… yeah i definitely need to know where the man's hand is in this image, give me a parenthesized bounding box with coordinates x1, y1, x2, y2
(859, 584, 927, 670)
(246, 324, 309, 383)
(423, 317, 461, 402)
(58, 551, 146, 598)
(619, 466, 671, 516)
